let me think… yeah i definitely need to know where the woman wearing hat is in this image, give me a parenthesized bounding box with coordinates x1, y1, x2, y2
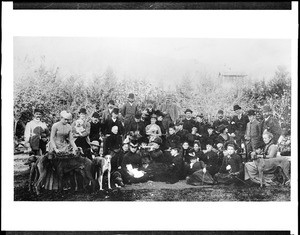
(71, 108, 91, 152)
(49, 110, 78, 154)
(216, 124, 233, 146)
(24, 108, 50, 155)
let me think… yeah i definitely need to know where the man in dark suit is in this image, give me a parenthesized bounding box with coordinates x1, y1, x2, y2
(121, 93, 139, 134)
(231, 105, 249, 148)
(245, 110, 263, 161)
(261, 105, 282, 143)
(182, 109, 196, 133)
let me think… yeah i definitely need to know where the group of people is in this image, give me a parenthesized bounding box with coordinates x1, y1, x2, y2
(22, 93, 291, 190)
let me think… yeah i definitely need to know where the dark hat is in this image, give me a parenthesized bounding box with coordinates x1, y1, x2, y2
(108, 100, 115, 105)
(154, 110, 164, 117)
(171, 146, 180, 152)
(262, 105, 272, 113)
(233, 105, 242, 111)
(206, 124, 214, 130)
(217, 110, 224, 115)
(217, 124, 228, 133)
(152, 137, 162, 145)
(129, 140, 139, 148)
(184, 109, 193, 114)
(247, 109, 256, 116)
(135, 113, 142, 119)
(90, 140, 100, 147)
(34, 109, 43, 114)
(112, 108, 119, 114)
(128, 93, 135, 99)
(224, 141, 238, 150)
(79, 108, 87, 114)
(197, 113, 204, 118)
(169, 124, 176, 130)
(150, 114, 157, 119)
(206, 139, 214, 146)
(92, 112, 100, 118)
(194, 140, 201, 146)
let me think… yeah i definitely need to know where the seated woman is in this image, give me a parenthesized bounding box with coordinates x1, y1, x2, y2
(216, 124, 232, 146)
(186, 140, 220, 185)
(214, 141, 243, 185)
(244, 131, 290, 186)
(277, 125, 291, 156)
(121, 140, 149, 184)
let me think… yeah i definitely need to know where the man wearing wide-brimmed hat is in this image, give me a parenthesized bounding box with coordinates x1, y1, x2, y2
(182, 108, 196, 133)
(121, 93, 139, 134)
(261, 105, 282, 143)
(231, 104, 249, 149)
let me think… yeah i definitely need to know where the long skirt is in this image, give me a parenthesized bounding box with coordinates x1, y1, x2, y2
(186, 169, 214, 186)
(244, 157, 290, 186)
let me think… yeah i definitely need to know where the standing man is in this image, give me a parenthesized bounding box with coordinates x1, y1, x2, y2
(24, 108, 50, 155)
(89, 112, 102, 142)
(121, 93, 138, 134)
(160, 95, 179, 124)
(102, 100, 116, 124)
(231, 105, 249, 148)
(261, 105, 282, 143)
(182, 109, 196, 133)
(244, 110, 263, 161)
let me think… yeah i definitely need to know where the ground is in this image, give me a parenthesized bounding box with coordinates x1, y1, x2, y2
(14, 154, 290, 201)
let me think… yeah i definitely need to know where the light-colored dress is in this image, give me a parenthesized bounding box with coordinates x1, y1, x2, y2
(48, 121, 73, 153)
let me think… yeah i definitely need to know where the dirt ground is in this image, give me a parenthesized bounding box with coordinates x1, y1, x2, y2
(14, 154, 290, 201)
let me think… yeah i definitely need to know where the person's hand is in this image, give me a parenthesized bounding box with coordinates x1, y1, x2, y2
(226, 165, 231, 171)
(203, 168, 207, 174)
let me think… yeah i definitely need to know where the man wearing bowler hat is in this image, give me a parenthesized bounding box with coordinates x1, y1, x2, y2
(121, 93, 138, 134)
(182, 109, 196, 133)
(261, 105, 281, 143)
(231, 104, 249, 148)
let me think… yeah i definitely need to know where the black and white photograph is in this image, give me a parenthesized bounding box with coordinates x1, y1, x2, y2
(2, 1, 298, 233)
(13, 37, 292, 202)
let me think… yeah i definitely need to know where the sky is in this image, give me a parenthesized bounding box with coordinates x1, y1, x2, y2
(14, 37, 291, 86)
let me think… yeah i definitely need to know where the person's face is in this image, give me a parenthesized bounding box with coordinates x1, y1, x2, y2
(263, 134, 271, 144)
(235, 109, 242, 116)
(248, 115, 255, 122)
(178, 124, 183, 130)
(151, 118, 156, 124)
(122, 144, 129, 152)
(91, 145, 99, 152)
(255, 148, 263, 154)
(223, 128, 228, 134)
(169, 128, 175, 135)
(263, 111, 271, 118)
(227, 146, 235, 155)
(135, 118, 140, 122)
(112, 126, 118, 134)
(206, 144, 212, 151)
(108, 104, 114, 109)
(112, 112, 118, 119)
(217, 143, 223, 151)
(171, 149, 178, 156)
(196, 116, 203, 122)
(34, 113, 41, 121)
(192, 127, 197, 134)
(130, 145, 138, 153)
(218, 114, 223, 120)
(190, 158, 197, 164)
(193, 144, 200, 151)
(157, 116, 163, 121)
(79, 113, 86, 120)
(182, 142, 189, 149)
(128, 98, 134, 103)
(148, 105, 153, 110)
(186, 112, 192, 119)
(92, 117, 99, 124)
(208, 128, 213, 135)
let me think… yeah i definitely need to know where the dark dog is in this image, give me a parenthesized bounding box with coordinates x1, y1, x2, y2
(24, 155, 38, 192)
(34, 148, 96, 195)
(251, 152, 290, 187)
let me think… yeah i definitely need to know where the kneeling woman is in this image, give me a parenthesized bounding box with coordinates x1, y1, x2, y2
(214, 141, 243, 185)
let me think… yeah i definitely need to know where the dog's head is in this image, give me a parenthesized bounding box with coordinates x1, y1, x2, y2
(251, 152, 264, 160)
(104, 154, 112, 163)
(24, 155, 37, 165)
